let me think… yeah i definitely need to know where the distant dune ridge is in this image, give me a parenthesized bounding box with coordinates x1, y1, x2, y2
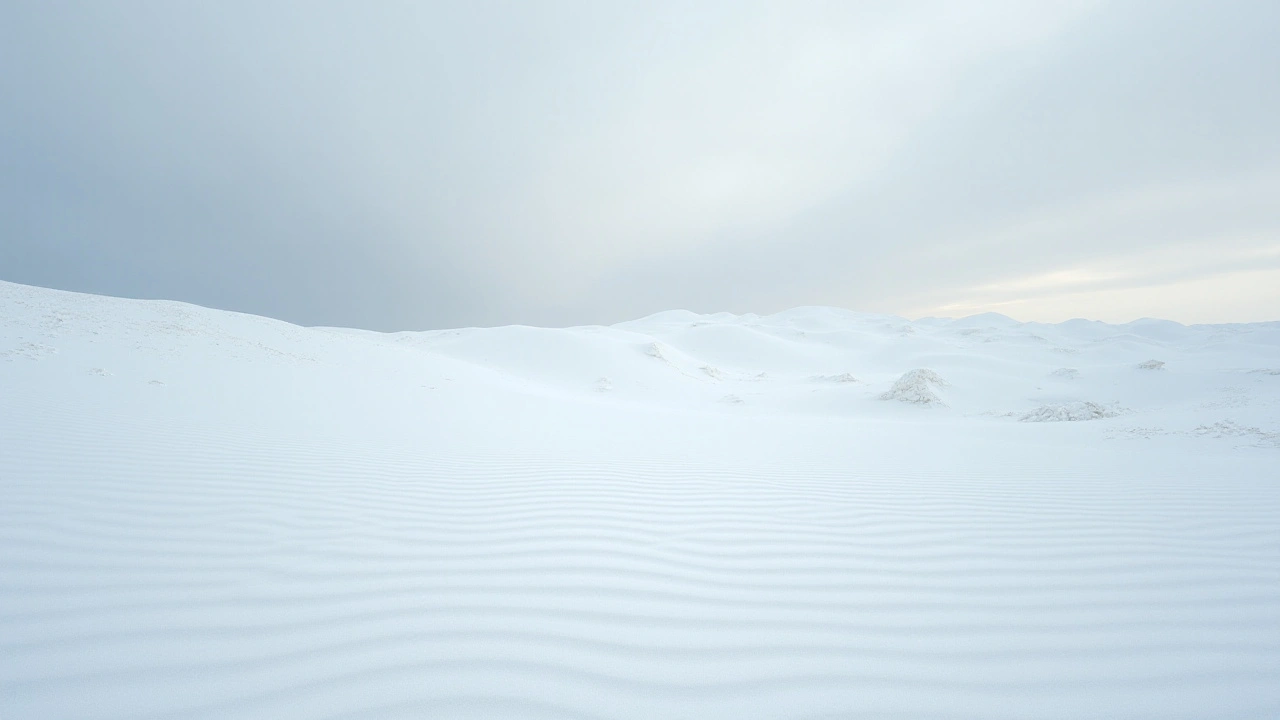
(2, 280, 1279, 719)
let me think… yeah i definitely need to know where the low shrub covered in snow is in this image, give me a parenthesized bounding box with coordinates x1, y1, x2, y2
(1018, 401, 1125, 422)
(811, 372, 859, 383)
(880, 369, 949, 406)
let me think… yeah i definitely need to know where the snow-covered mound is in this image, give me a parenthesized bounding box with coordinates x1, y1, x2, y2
(879, 368, 949, 406)
(811, 372, 859, 383)
(1191, 420, 1280, 447)
(2, 280, 1280, 720)
(1018, 401, 1126, 422)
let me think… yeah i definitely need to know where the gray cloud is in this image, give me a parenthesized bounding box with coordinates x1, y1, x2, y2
(2, 0, 1278, 329)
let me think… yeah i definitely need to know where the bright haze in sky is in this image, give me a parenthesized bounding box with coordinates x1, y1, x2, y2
(2, 1, 1278, 330)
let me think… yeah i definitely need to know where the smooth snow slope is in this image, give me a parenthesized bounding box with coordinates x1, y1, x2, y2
(2, 280, 1279, 719)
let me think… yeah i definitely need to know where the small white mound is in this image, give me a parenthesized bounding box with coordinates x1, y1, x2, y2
(719, 394, 744, 404)
(1, 342, 58, 361)
(594, 376, 612, 392)
(1190, 421, 1279, 447)
(644, 342, 668, 360)
(1019, 401, 1124, 422)
(1051, 368, 1079, 380)
(811, 373, 859, 383)
(880, 369, 949, 406)
(701, 365, 725, 380)
(1137, 359, 1166, 370)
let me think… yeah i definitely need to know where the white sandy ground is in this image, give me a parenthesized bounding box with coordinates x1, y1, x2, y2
(1, 280, 1279, 719)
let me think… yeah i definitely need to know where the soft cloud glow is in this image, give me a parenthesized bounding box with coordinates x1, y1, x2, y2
(923, 267, 1280, 324)
(1, 1, 1276, 329)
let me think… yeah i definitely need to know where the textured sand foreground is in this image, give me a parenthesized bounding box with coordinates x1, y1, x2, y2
(2, 281, 1278, 719)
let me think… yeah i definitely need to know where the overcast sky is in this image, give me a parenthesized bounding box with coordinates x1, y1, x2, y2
(3, 1, 1278, 329)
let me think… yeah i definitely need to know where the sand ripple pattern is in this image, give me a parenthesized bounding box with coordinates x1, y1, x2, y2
(3, 422, 1279, 719)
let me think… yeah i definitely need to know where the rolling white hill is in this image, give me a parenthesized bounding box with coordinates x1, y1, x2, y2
(2, 280, 1278, 719)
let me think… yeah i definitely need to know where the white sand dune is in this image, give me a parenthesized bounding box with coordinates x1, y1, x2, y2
(2, 280, 1279, 719)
